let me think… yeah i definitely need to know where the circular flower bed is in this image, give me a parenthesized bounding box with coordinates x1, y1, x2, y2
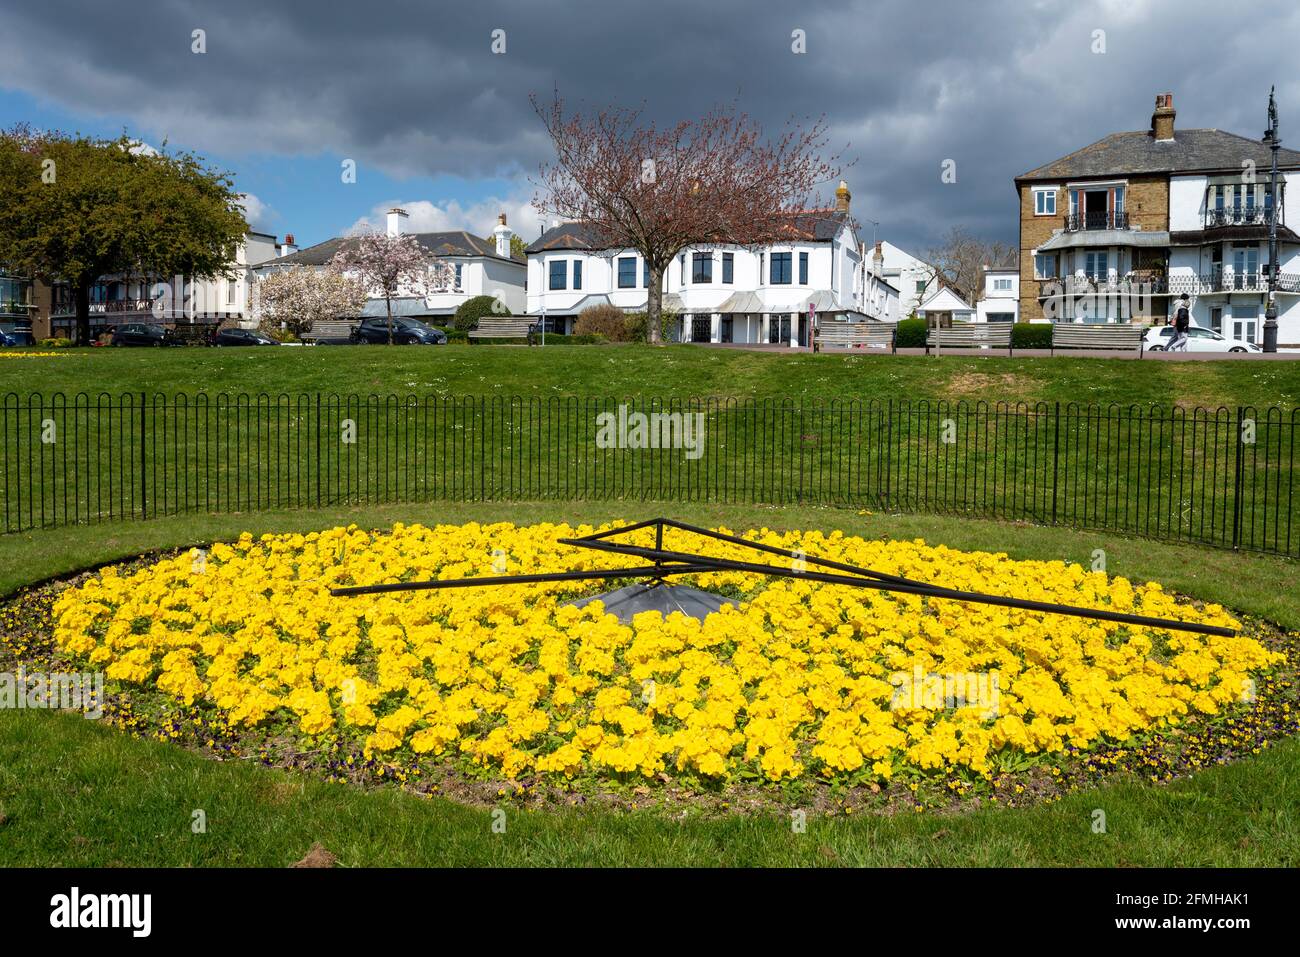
(47, 521, 1282, 800)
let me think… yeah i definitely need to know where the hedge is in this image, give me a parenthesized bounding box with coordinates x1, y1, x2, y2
(1011, 322, 1054, 349)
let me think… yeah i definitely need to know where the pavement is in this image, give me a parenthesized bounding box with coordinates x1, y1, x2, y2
(691, 343, 1300, 359)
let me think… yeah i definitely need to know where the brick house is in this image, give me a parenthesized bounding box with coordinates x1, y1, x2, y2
(1015, 93, 1300, 346)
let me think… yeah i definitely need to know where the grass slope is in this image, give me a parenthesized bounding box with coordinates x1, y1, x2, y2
(4, 344, 1300, 410)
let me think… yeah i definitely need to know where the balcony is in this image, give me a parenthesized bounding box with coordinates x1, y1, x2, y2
(1064, 210, 1129, 232)
(53, 296, 163, 318)
(1204, 207, 1279, 229)
(1037, 272, 1166, 297)
(0, 300, 35, 318)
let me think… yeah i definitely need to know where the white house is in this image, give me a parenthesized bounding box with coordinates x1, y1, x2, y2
(526, 182, 888, 346)
(917, 286, 976, 326)
(975, 258, 1020, 323)
(1166, 170, 1300, 346)
(46, 230, 286, 338)
(872, 240, 940, 316)
(254, 208, 527, 320)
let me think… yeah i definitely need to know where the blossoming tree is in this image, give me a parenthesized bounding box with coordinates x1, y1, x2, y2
(531, 95, 845, 343)
(330, 232, 452, 344)
(251, 266, 367, 337)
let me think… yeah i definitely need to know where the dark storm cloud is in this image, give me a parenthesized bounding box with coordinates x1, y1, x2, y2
(2, 0, 1297, 251)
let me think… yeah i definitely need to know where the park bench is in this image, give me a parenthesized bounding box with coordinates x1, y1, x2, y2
(299, 320, 358, 345)
(467, 318, 538, 345)
(1050, 323, 1145, 356)
(814, 322, 897, 353)
(925, 323, 1013, 356)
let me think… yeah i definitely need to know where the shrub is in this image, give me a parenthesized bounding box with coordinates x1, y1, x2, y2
(37, 337, 74, 348)
(453, 295, 509, 332)
(574, 306, 650, 343)
(1012, 322, 1053, 350)
(622, 308, 676, 342)
(894, 318, 928, 348)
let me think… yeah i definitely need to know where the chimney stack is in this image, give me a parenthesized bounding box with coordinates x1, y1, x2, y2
(279, 233, 297, 257)
(386, 207, 409, 238)
(1151, 93, 1176, 141)
(835, 180, 851, 213)
(492, 212, 514, 258)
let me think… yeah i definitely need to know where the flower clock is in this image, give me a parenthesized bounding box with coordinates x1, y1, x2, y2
(47, 521, 1287, 809)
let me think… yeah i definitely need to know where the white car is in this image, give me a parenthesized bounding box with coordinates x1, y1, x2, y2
(1145, 324, 1261, 353)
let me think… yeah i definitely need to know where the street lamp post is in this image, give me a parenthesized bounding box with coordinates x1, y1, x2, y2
(1263, 87, 1281, 353)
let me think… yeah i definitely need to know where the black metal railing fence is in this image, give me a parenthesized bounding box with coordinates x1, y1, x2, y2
(2, 392, 1296, 557)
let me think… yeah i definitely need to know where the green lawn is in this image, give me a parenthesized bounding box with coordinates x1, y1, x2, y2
(4, 343, 1300, 410)
(5, 347, 1298, 556)
(1, 503, 1298, 866)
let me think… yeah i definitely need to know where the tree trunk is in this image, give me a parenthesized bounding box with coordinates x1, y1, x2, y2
(74, 280, 92, 347)
(386, 296, 393, 345)
(647, 264, 663, 345)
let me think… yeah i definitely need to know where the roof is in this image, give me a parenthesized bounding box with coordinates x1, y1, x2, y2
(1169, 225, 1300, 246)
(271, 231, 524, 268)
(525, 211, 853, 254)
(1036, 229, 1171, 252)
(918, 287, 975, 312)
(1016, 129, 1300, 184)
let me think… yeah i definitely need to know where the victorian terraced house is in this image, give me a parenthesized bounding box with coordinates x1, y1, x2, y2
(1017, 92, 1300, 347)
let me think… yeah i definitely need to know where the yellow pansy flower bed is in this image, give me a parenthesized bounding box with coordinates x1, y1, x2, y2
(51, 522, 1277, 787)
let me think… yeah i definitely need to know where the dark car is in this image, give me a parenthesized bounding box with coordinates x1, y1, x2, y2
(112, 322, 176, 347)
(0, 322, 35, 347)
(212, 328, 280, 347)
(350, 317, 447, 345)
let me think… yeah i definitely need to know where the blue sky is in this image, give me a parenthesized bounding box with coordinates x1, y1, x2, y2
(2, 0, 1297, 257)
(0, 87, 534, 249)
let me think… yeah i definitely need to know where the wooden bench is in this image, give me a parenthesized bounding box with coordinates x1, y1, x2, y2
(467, 318, 538, 345)
(300, 320, 358, 344)
(925, 323, 1013, 356)
(1050, 323, 1146, 356)
(814, 322, 897, 353)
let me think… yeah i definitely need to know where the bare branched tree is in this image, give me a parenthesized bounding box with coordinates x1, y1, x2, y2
(921, 226, 1017, 309)
(532, 94, 846, 343)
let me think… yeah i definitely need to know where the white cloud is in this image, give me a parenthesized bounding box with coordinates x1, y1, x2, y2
(237, 192, 276, 231)
(346, 193, 545, 241)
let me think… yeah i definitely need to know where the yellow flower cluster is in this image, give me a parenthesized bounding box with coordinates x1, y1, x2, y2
(0, 351, 71, 358)
(51, 521, 1276, 785)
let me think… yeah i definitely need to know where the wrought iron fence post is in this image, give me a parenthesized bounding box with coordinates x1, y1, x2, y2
(1051, 401, 1060, 524)
(1232, 406, 1245, 550)
(138, 392, 147, 520)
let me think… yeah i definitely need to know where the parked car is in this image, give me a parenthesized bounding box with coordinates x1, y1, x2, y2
(211, 328, 280, 347)
(350, 317, 447, 345)
(112, 322, 178, 347)
(0, 322, 35, 346)
(1145, 324, 1261, 353)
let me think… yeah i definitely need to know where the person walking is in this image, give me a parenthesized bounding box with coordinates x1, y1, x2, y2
(1169, 294, 1192, 352)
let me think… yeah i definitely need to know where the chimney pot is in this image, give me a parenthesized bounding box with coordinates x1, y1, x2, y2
(835, 179, 851, 213)
(492, 212, 514, 258)
(1152, 92, 1176, 141)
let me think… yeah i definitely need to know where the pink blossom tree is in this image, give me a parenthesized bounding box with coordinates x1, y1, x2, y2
(330, 232, 451, 344)
(251, 265, 367, 337)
